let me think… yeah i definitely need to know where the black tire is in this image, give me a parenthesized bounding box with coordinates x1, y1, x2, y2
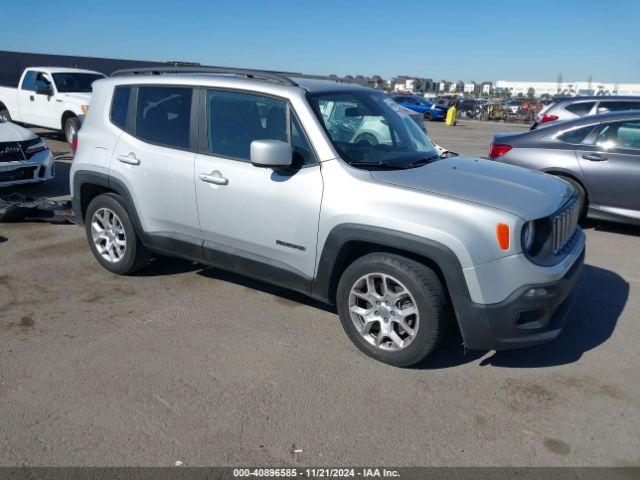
(64, 116, 81, 146)
(336, 253, 449, 367)
(424, 111, 433, 121)
(0, 109, 11, 123)
(558, 175, 587, 220)
(84, 193, 150, 275)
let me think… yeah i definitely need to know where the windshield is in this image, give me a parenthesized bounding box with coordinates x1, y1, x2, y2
(52, 73, 104, 93)
(308, 91, 439, 168)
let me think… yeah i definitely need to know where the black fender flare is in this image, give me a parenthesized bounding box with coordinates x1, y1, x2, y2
(72, 171, 145, 239)
(311, 224, 470, 304)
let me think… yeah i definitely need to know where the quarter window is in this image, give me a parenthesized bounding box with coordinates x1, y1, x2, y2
(557, 126, 595, 145)
(565, 102, 595, 116)
(136, 86, 192, 149)
(290, 114, 316, 166)
(110, 86, 131, 130)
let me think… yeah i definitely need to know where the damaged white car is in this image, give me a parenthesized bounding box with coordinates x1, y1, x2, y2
(0, 119, 54, 187)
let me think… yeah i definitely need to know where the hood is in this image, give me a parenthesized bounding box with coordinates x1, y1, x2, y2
(370, 156, 573, 220)
(60, 92, 92, 104)
(0, 121, 38, 142)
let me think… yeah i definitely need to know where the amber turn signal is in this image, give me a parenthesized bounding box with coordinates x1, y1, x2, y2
(496, 223, 510, 250)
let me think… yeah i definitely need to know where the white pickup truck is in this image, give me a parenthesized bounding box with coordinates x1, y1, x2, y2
(0, 67, 105, 145)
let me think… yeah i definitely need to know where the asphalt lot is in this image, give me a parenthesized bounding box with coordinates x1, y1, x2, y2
(1, 120, 639, 467)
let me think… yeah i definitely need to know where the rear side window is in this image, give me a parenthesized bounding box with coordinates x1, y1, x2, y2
(565, 102, 595, 116)
(136, 86, 192, 149)
(21, 71, 37, 91)
(557, 125, 595, 144)
(110, 86, 131, 130)
(598, 101, 640, 112)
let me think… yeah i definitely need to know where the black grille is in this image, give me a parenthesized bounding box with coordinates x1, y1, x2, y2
(0, 166, 37, 182)
(0, 142, 24, 162)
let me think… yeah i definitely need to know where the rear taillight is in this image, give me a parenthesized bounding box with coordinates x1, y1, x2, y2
(72, 134, 78, 152)
(540, 114, 559, 124)
(489, 143, 512, 158)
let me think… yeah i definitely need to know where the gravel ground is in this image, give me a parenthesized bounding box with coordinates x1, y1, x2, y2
(0, 121, 638, 467)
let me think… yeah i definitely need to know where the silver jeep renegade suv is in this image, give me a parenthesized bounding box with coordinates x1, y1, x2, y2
(70, 67, 585, 366)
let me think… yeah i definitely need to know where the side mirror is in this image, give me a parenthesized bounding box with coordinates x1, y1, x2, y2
(250, 139, 292, 169)
(35, 85, 53, 96)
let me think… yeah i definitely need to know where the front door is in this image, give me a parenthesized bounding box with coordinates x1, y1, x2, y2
(194, 89, 323, 289)
(578, 119, 640, 217)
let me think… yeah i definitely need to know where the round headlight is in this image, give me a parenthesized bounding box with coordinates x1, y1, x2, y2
(522, 221, 536, 252)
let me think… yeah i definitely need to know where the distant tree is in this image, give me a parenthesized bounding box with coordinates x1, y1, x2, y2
(540, 93, 551, 101)
(527, 87, 536, 98)
(517, 92, 524, 99)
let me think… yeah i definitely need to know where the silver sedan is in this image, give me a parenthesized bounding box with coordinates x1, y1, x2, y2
(489, 111, 640, 226)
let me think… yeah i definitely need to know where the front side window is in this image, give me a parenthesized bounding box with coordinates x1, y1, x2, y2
(565, 102, 595, 116)
(596, 121, 640, 150)
(34, 73, 52, 92)
(308, 91, 439, 168)
(52, 73, 104, 93)
(136, 86, 192, 149)
(110, 86, 131, 130)
(207, 90, 286, 160)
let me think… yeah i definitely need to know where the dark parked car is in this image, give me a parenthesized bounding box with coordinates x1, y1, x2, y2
(489, 111, 640, 225)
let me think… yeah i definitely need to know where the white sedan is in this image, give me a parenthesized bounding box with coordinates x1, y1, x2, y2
(0, 120, 54, 187)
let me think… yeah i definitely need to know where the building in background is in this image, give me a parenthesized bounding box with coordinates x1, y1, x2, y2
(481, 82, 493, 95)
(495, 80, 640, 97)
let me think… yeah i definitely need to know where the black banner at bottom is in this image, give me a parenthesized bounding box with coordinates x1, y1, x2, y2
(0, 467, 637, 480)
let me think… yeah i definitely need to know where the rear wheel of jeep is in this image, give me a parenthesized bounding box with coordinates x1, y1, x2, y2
(336, 253, 449, 367)
(85, 193, 150, 275)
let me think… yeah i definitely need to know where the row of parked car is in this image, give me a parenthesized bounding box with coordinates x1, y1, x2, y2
(1, 65, 638, 367)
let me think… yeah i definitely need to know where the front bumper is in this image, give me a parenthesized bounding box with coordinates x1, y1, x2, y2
(0, 150, 55, 187)
(452, 246, 585, 351)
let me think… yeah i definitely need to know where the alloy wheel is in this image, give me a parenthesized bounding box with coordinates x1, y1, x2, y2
(348, 273, 420, 351)
(91, 208, 126, 263)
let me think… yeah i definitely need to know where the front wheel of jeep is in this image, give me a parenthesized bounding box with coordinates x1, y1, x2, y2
(336, 253, 449, 367)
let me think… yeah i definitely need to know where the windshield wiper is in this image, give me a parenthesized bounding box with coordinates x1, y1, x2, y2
(405, 155, 441, 167)
(350, 161, 405, 169)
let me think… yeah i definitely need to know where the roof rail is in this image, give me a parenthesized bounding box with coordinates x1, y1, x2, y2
(110, 65, 300, 87)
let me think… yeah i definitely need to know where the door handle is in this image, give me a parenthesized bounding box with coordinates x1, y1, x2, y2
(117, 153, 141, 165)
(199, 170, 228, 185)
(30, 95, 34, 101)
(582, 153, 607, 161)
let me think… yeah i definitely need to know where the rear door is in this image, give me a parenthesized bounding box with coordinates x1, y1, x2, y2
(194, 88, 323, 288)
(577, 119, 640, 216)
(110, 84, 201, 248)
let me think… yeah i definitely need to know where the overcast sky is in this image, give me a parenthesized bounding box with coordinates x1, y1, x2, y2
(2, 0, 639, 83)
